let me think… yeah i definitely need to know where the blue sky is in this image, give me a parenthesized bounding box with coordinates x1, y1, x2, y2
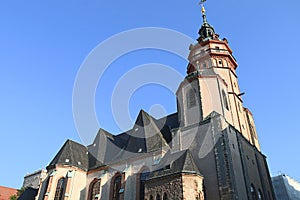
(1, 0, 300, 188)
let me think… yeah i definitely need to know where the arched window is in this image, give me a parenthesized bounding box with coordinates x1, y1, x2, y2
(225, 60, 229, 67)
(89, 179, 101, 200)
(218, 59, 223, 66)
(54, 177, 66, 200)
(156, 194, 161, 200)
(187, 89, 196, 108)
(250, 184, 257, 200)
(258, 189, 263, 200)
(163, 193, 168, 200)
(222, 90, 229, 110)
(139, 170, 150, 200)
(150, 195, 154, 200)
(112, 175, 122, 200)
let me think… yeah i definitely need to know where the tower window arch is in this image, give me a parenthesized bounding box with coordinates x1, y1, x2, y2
(54, 177, 66, 200)
(187, 89, 196, 108)
(89, 179, 101, 200)
(218, 60, 223, 66)
(111, 174, 122, 200)
(225, 60, 229, 67)
(150, 195, 154, 200)
(222, 90, 229, 110)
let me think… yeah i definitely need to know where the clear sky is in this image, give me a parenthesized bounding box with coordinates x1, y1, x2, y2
(0, 0, 300, 189)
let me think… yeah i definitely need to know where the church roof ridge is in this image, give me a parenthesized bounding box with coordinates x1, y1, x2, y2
(47, 139, 89, 171)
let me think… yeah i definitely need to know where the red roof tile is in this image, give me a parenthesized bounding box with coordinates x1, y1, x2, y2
(0, 186, 18, 200)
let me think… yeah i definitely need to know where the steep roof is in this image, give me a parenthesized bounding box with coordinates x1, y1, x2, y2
(88, 110, 176, 166)
(47, 140, 89, 171)
(124, 110, 169, 153)
(47, 110, 180, 170)
(148, 150, 202, 179)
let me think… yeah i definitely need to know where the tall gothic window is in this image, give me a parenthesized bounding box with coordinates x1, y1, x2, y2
(149, 195, 154, 200)
(54, 178, 66, 200)
(250, 184, 257, 200)
(258, 189, 263, 200)
(139, 170, 150, 200)
(156, 194, 161, 200)
(163, 193, 168, 200)
(112, 175, 122, 200)
(187, 89, 196, 108)
(89, 179, 101, 200)
(222, 90, 229, 110)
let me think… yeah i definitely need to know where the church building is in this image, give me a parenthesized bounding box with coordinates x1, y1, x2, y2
(32, 4, 275, 200)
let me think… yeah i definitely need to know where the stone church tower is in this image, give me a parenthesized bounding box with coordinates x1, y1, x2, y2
(171, 5, 274, 199)
(31, 3, 275, 200)
(177, 6, 260, 151)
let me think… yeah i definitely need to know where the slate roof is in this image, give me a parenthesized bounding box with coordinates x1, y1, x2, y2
(125, 110, 169, 153)
(87, 110, 179, 166)
(48, 110, 181, 170)
(47, 140, 89, 171)
(148, 150, 202, 180)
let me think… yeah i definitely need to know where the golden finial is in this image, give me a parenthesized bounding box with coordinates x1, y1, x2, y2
(199, 0, 207, 14)
(201, 6, 206, 14)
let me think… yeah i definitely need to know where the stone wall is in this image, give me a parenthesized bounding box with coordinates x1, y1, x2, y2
(145, 174, 183, 200)
(145, 173, 204, 200)
(182, 174, 204, 200)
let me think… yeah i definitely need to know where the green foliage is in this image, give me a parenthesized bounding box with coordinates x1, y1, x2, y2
(9, 187, 26, 200)
(17, 187, 26, 196)
(9, 194, 17, 200)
